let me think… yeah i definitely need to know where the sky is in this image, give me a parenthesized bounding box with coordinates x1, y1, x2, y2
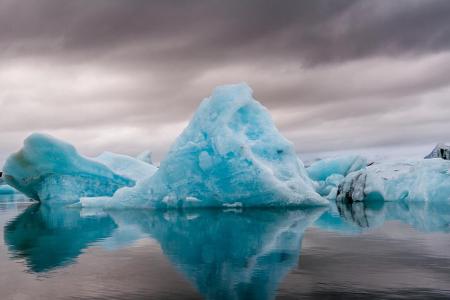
(1, 0, 450, 164)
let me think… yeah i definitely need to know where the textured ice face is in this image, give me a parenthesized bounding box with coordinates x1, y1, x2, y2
(82, 83, 327, 208)
(337, 159, 450, 202)
(307, 155, 368, 181)
(2, 133, 135, 204)
(95, 152, 157, 182)
(306, 155, 367, 200)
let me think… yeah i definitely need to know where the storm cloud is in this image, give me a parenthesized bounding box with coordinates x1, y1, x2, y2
(1, 0, 450, 163)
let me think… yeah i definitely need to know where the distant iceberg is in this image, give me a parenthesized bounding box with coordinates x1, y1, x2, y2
(425, 143, 450, 160)
(82, 83, 327, 208)
(136, 150, 154, 165)
(337, 159, 450, 202)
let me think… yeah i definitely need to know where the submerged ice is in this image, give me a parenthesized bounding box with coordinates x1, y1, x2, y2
(82, 83, 327, 208)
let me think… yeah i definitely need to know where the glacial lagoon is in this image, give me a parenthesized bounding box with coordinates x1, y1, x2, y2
(1, 194, 449, 300)
(1, 84, 449, 299)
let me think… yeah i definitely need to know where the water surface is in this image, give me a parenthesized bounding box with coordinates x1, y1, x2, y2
(0, 195, 449, 299)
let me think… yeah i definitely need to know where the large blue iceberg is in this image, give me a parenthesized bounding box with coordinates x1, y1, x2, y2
(82, 83, 327, 208)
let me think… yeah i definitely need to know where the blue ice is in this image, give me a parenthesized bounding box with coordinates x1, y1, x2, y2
(306, 155, 367, 199)
(82, 83, 327, 208)
(337, 159, 450, 202)
(2, 133, 137, 204)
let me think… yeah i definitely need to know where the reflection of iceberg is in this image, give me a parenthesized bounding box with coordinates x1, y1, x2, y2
(83, 83, 326, 208)
(108, 208, 324, 300)
(5, 205, 322, 299)
(313, 202, 363, 234)
(327, 200, 450, 233)
(4, 204, 117, 272)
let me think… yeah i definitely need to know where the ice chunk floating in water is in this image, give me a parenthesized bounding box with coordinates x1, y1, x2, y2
(83, 83, 327, 208)
(337, 159, 450, 202)
(2, 133, 137, 204)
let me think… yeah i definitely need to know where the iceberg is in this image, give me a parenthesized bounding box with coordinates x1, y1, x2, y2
(136, 150, 154, 165)
(2, 133, 136, 204)
(337, 159, 450, 202)
(306, 155, 367, 200)
(82, 83, 327, 208)
(425, 143, 450, 160)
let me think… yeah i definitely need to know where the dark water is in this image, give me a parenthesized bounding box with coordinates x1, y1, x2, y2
(0, 194, 449, 300)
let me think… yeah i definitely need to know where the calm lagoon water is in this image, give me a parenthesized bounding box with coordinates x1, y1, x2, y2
(0, 194, 449, 300)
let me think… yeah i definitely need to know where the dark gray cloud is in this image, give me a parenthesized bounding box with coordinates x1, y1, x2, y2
(2, 0, 450, 64)
(0, 0, 450, 164)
